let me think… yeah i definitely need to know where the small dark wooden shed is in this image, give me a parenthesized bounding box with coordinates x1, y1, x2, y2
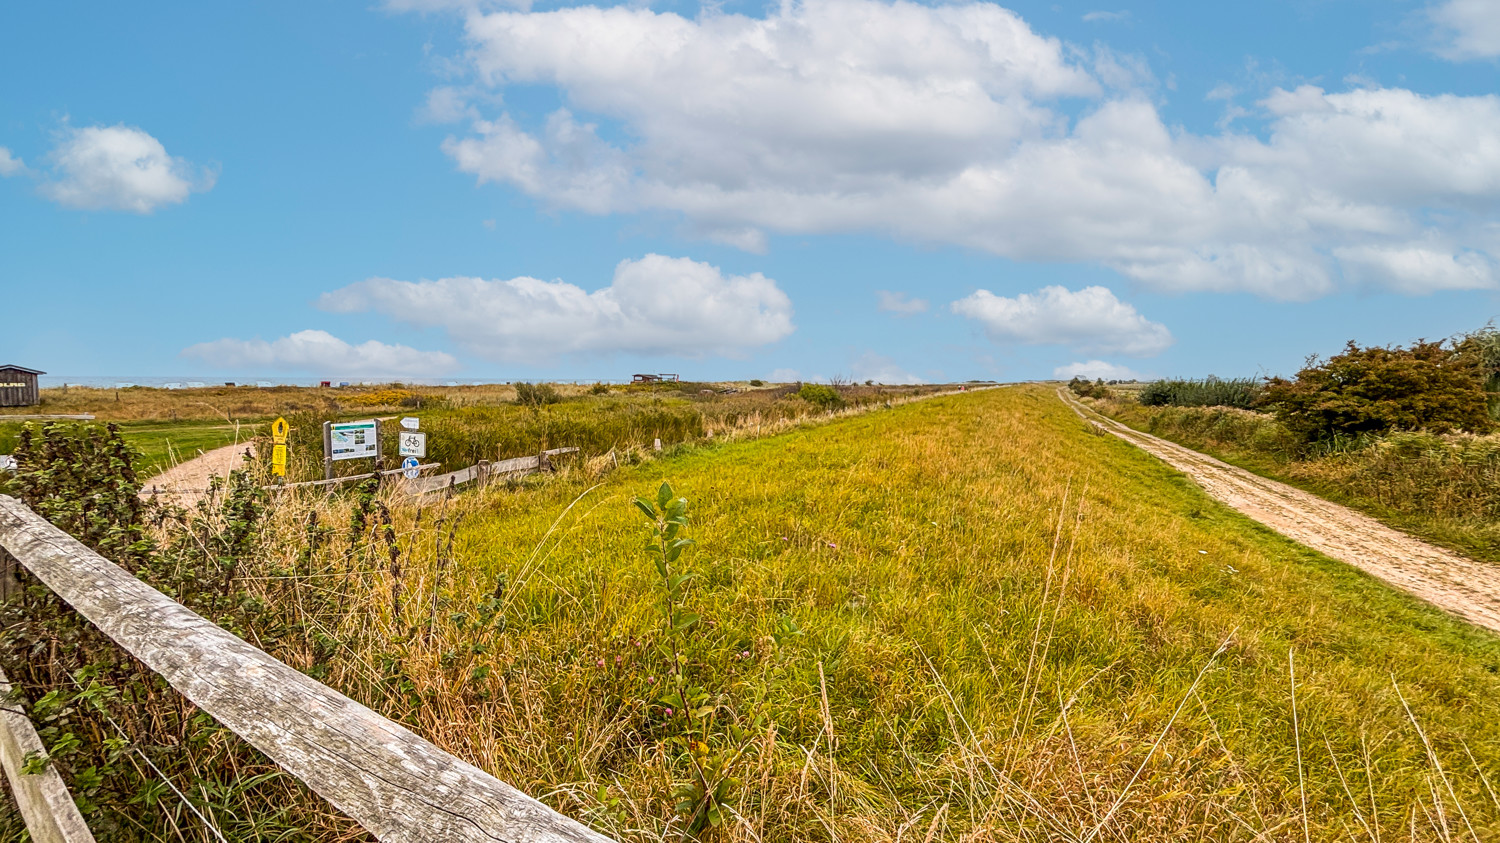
(0, 366, 43, 408)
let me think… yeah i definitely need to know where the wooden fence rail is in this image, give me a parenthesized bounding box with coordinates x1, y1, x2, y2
(0, 495, 616, 843)
(406, 448, 579, 496)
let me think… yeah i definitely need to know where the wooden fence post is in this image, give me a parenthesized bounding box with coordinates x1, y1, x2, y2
(322, 421, 333, 481)
(0, 667, 95, 842)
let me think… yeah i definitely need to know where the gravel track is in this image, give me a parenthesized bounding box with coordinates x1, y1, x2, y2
(1060, 388, 1500, 635)
(141, 442, 256, 502)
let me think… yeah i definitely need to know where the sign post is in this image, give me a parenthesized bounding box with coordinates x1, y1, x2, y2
(324, 419, 381, 479)
(270, 417, 289, 477)
(322, 422, 333, 480)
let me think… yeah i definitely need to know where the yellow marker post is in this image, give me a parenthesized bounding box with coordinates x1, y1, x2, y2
(271, 417, 289, 477)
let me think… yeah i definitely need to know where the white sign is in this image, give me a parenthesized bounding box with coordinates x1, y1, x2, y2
(400, 417, 420, 430)
(330, 420, 379, 461)
(398, 431, 427, 457)
(402, 456, 421, 479)
(0, 456, 16, 472)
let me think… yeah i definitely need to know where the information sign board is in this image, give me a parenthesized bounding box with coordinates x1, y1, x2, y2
(398, 431, 427, 458)
(330, 420, 379, 461)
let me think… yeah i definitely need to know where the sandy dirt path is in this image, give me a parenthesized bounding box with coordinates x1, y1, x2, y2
(1059, 388, 1500, 635)
(141, 442, 256, 502)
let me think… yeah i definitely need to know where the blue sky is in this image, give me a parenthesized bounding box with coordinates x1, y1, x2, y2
(2, 0, 1498, 384)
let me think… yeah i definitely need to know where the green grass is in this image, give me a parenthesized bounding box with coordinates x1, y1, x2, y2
(0, 419, 255, 479)
(118, 420, 260, 477)
(257, 384, 1500, 841)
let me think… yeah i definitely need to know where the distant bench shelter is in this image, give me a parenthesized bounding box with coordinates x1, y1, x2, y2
(0, 366, 43, 407)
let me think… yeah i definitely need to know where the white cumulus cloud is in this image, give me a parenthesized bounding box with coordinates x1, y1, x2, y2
(40, 125, 214, 213)
(1333, 241, 1496, 294)
(876, 290, 929, 315)
(182, 330, 459, 377)
(1430, 0, 1500, 60)
(1053, 360, 1141, 380)
(414, 0, 1500, 299)
(951, 285, 1172, 356)
(0, 147, 24, 177)
(319, 254, 794, 363)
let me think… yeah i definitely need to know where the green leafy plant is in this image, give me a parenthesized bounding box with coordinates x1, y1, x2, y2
(633, 482, 747, 836)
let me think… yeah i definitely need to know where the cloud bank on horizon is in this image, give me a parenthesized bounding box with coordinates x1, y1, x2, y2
(421, 0, 1500, 303)
(182, 330, 459, 378)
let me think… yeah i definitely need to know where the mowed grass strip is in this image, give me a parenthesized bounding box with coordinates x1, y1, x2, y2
(285, 385, 1500, 842)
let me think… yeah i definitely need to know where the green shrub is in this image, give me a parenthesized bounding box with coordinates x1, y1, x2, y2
(1263, 340, 1491, 442)
(514, 382, 561, 407)
(748, 379, 765, 387)
(1138, 377, 1261, 409)
(796, 383, 842, 410)
(1067, 377, 1110, 399)
(1456, 325, 1500, 419)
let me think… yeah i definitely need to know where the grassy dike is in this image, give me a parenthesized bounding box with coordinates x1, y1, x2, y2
(280, 384, 1500, 841)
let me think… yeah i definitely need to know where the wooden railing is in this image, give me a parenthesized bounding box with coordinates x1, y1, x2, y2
(0, 495, 617, 843)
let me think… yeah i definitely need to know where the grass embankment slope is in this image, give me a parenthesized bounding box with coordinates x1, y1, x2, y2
(1096, 398, 1500, 567)
(296, 384, 1500, 841)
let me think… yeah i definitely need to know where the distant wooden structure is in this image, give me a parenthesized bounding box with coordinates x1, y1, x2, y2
(631, 373, 679, 383)
(0, 366, 43, 408)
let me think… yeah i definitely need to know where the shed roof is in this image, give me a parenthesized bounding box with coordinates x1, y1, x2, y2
(0, 365, 45, 375)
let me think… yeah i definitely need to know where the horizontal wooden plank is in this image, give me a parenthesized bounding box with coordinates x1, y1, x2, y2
(405, 448, 578, 495)
(271, 462, 442, 490)
(0, 667, 96, 843)
(0, 495, 616, 843)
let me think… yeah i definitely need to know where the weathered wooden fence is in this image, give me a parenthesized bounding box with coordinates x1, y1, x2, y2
(406, 447, 579, 495)
(0, 495, 617, 843)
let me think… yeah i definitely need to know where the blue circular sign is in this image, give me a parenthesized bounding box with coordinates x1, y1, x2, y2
(401, 456, 420, 479)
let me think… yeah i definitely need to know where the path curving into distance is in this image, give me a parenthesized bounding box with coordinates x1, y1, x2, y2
(1059, 388, 1500, 636)
(141, 442, 256, 502)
